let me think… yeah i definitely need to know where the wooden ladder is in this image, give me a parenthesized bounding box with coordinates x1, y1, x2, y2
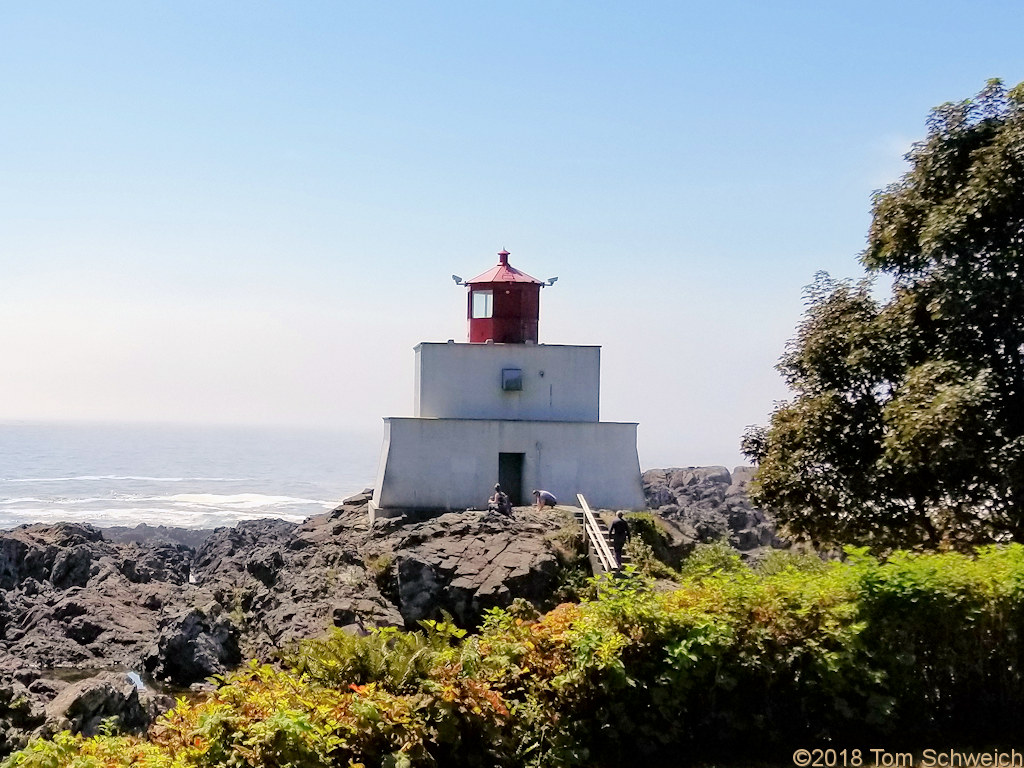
(575, 493, 630, 575)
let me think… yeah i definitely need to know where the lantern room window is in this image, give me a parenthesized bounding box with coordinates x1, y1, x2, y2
(471, 290, 493, 319)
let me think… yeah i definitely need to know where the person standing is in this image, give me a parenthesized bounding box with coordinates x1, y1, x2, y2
(608, 511, 631, 569)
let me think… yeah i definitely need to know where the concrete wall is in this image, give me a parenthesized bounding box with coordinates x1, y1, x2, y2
(372, 417, 646, 511)
(414, 343, 600, 422)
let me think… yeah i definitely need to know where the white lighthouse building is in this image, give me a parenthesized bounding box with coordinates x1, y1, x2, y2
(370, 250, 645, 517)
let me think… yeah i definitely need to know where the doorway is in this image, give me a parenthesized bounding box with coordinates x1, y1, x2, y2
(498, 452, 525, 506)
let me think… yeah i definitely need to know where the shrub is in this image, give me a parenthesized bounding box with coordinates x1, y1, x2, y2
(623, 537, 676, 579)
(7, 546, 1024, 768)
(544, 510, 586, 564)
(362, 552, 394, 588)
(851, 544, 1024, 741)
(621, 512, 682, 574)
(678, 539, 746, 580)
(754, 547, 828, 576)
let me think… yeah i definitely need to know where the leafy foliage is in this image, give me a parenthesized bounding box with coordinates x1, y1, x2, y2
(9, 545, 1024, 767)
(754, 547, 829, 577)
(677, 539, 746, 580)
(744, 79, 1024, 549)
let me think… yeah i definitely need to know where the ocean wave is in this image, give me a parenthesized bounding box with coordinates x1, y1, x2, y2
(0, 493, 171, 505)
(0, 497, 116, 506)
(0, 475, 240, 483)
(0, 506, 312, 530)
(0, 494, 332, 511)
(0, 492, 336, 531)
(164, 493, 329, 509)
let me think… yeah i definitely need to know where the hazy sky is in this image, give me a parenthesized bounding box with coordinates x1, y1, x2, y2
(2, 2, 1023, 469)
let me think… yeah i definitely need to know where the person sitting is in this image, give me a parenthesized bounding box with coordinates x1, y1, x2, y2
(488, 484, 512, 516)
(532, 489, 557, 509)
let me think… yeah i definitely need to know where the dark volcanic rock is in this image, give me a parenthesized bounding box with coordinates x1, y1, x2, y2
(642, 466, 785, 559)
(388, 512, 561, 625)
(43, 672, 147, 737)
(0, 523, 101, 589)
(143, 609, 241, 686)
(0, 522, 203, 756)
(118, 543, 192, 585)
(192, 519, 296, 582)
(0, 499, 578, 757)
(176, 506, 570, 658)
(0, 524, 193, 671)
(50, 545, 94, 589)
(2, 507, 575, 677)
(101, 524, 215, 549)
(0, 676, 46, 755)
(245, 547, 285, 587)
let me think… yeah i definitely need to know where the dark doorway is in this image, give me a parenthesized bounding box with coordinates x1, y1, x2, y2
(498, 453, 525, 506)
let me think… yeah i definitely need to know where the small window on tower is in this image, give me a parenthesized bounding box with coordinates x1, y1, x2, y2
(472, 290, 493, 319)
(502, 368, 523, 391)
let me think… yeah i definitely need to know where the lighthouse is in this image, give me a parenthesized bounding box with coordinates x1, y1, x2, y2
(370, 250, 645, 517)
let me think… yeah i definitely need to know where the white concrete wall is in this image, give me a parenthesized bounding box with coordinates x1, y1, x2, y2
(414, 343, 600, 422)
(372, 417, 646, 511)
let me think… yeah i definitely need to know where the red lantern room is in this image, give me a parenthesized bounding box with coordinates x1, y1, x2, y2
(462, 250, 545, 344)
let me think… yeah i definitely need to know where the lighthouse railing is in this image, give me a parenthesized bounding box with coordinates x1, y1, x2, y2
(576, 493, 617, 573)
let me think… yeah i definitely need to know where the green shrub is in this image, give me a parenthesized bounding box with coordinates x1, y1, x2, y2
(544, 511, 585, 563)
(544, 510, 591, 602)
(754, 547, 828, 576)
(623, 537, 677, 579)
(851, 544, 1024, 740)
(622, 511, 682, 572)
(678, 539, 746, 580)
(8, 545, 1024, 768)
(362, 552, 394, 588)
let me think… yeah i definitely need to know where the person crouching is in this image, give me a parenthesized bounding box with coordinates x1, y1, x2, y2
(532, 489, 557, 510)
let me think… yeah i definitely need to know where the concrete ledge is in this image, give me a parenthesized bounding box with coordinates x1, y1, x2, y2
(368, 500, 403, 526)
(368, 501, 470, 526)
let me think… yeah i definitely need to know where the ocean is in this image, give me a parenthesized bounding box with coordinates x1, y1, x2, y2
(0, 422, 381, 530)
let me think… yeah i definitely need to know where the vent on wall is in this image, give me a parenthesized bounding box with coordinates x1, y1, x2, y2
(501, 368, 523, 391)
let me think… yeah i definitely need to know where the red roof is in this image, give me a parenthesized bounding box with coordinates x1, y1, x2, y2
(466, 250, 543, 285)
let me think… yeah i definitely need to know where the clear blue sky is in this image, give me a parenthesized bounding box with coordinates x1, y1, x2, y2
(2, 1, 1022, 468)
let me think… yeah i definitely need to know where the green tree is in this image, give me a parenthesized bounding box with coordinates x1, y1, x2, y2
(743, 79, 1024, 550)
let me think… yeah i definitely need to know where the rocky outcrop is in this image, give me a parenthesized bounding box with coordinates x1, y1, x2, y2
(0, 523, 103, 590)
(187, 500, 568, 658)
(381, 512, 561, 625)
(42, 672, 149, 737)
(142, 608, 241, 685)
(642, 466, 784, 559)
(0, 676, 46, 756)
(0, 524, 193, 671)
(0, 497, 578, 756)
(102, 524, 214, 550)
